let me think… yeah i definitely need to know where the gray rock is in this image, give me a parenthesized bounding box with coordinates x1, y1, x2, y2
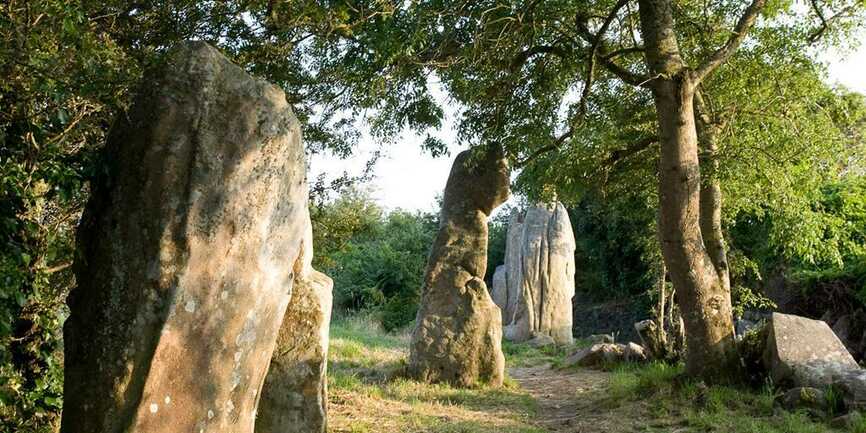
(527, 334, 556, 348)
(763, 313, 859, 388)
(776, 387, 828, 413)
(408, 148, 509, 387)
(257, 267, 333, 433)
(735, 318, 760, 340)
(588, 333, 615, 344)
(625, 342, 649, 362)
(830, 411, 863, 429)
(62, 42, 313, 433)
(494, 202, 576, 345)
(563, 343, 647, 367)
(634, 319, 664, 358)
(490, 265, 508, 320)
(832, 368, 866, 410)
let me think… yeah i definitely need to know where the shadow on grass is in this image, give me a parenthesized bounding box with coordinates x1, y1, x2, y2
(327, 316, 544, 433)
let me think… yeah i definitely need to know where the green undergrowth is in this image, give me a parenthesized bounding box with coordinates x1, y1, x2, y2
(327, 315, 544, 433)
(502, 338, 591, 368)
(607, 362, 866, 433)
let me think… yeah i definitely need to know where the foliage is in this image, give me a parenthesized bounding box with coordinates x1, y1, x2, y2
(317, 190, 437, 331)
(730, 177, 866, 301)
(570, 191, 659, 301)
(485, 204, 515, 284)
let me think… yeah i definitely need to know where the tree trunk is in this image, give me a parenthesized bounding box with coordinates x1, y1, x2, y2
(638, 0, 738, 380)
(695, 91, 731, 294)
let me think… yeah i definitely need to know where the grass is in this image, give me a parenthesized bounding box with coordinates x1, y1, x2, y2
(327, 315, 866, 433)
(605, 361, 866, 433)
(502, 338, 591, 368)
(327, 315, 545, 433)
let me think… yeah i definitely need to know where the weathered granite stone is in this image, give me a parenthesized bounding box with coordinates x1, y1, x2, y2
(491, 265, 508, 318)
(764, 313, 860, 389)
(563, 343, 625, 367)
(625, 342, 649, 362)
(527, 334, 556, 348)
(408, 147, 509, 387)
(776, 387, 828, 413)
(62, 42, 311, 433)
(563, 342, 648, 367)
(257, 265, 333, 433)
(493, 202, 575, 345)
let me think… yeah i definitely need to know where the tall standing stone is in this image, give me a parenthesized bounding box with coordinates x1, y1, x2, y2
(62, 42, 313, 433)
(408, 147, 509, 387)
(257, 261, 333, 433)
(496, 202, 576, 345)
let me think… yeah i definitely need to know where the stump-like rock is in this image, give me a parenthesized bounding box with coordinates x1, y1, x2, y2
(408, 148, 509, 387)
(562, 342, 647, 367)
(495, 203, 576, 345)
(257, 266, 333, 433)
(764, 312, 859, 388)
(62, 42, 312, 433)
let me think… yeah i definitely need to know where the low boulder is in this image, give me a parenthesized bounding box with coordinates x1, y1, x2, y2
(527, 334, 556, 348)
(563, 342, 647, 367)
(775, 387, 829, 416)
(588, 333, 615, 344)
(634, 320, 664, 358)
(763, 313, 859, 389)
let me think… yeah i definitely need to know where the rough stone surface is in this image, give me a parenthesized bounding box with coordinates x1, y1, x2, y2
(494, 202, 576, 345)
(634, 319, 664, 358)
(588, 334, 615, 344)
(491, 265, 508, 316)
(832, 368, 866, 410)
(62, 42, 311, 433)
(257, 267, 333, 433)
(563, 342, 649, 367)
(408, 148, 509, 387)
(764, 313, 859, 389)
(527, 334, 556, 348)
(776, 387, 828, 413)
(625, 342, 649, 362)
(563, 344, 624, 367)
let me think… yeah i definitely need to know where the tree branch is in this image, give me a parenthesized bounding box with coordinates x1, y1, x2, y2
(603, 135, 658, 167)
(807, 1, 860, 44)
(509, 44, 568, 71)
(692, 0, 766, 84)
(576, 2, 649, 87)
(602, 46, 644, 60)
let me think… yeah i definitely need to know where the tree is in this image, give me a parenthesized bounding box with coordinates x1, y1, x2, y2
(319, 0, 865, 380)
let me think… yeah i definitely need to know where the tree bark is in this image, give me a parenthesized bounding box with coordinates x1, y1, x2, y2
(638, 0, 739, 380)
(695, 91, 731, 294)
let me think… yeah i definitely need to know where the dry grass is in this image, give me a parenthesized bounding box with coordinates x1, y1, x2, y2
(327, 315, 544, 433)
(327, 316, 860, 433)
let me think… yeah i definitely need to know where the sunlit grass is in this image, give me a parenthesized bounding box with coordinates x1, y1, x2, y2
(327, 314, 544, 433)
(606, 362, 849, 433)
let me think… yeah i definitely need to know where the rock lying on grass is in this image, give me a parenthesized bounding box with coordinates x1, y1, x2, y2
(562, 342, 648, 367)
(763, 312, 859, 389)
(776, 387, 829, 417)
(764, 312, 866, 415)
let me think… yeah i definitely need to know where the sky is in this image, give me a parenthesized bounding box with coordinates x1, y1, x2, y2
(310, 38, 866, 213)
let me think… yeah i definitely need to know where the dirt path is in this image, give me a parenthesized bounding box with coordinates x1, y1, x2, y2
(509, 364, 646, 433)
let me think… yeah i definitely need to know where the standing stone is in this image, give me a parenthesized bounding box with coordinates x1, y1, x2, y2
(491, 265, 508, 317)
(496, 202, 575, 345)
(62, 42, 312, 433)
(408, 147, 509, 387)
(257, 261, 333, 433)
(503, 210, 525, 323)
